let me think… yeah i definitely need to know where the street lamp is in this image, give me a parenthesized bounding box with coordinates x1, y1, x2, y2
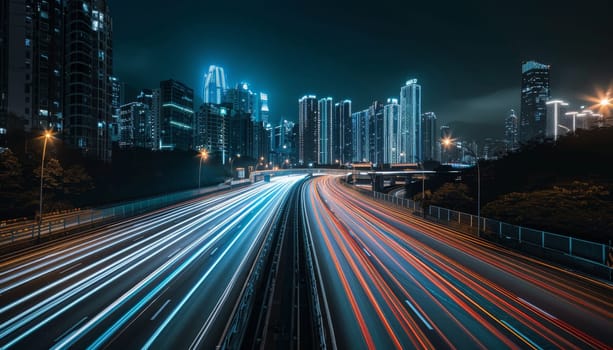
(565, 111, 580, 132)
(228, 153, 240, 185)
(546, 99, 568, 141)
(442, 137, 481, 236)
(38, 129, 52, 240)
(198, 149, 208, 189)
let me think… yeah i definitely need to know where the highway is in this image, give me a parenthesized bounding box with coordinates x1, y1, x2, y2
(302, 175, 613, 349)
(0, 175, 304, 349)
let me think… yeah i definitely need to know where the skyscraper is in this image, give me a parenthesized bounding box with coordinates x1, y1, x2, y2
(504, 109, 519, 151)
(351, 108, 369, 162)
(119, 102, 153, 149)
(383, 98, 400, 164)
(333, 99, 352, 165)
(399, 79, 422, 163)
(520, 60, 550, 142)
(421, 112, 437, 161)
(159, 79, 194, 151)
(258, 92, 269, 124)
(203, 65, 227, 104)
(196, 103, 228, 162)
(298, 95, 318, 165)
(318, 97, 333, 165)
(64, 0, 114, 161)
(3, 0, 65, 135)
(368, 101, 384, 165)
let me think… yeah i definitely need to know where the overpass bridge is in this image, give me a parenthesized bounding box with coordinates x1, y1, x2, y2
(250, 167, 445, 192)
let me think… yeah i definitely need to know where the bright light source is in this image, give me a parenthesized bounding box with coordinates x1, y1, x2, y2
(600, 98, 610, 106)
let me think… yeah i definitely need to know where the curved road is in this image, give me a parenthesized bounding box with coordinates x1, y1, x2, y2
(303, 175, 612, 349)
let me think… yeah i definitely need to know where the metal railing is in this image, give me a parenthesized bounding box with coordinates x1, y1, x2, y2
(428, 204, 610, 267)
(369, 190, 612, 278)
(0, 183, 234, 246)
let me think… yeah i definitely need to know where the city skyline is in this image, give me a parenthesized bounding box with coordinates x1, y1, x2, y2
(109, 0, 611, 127)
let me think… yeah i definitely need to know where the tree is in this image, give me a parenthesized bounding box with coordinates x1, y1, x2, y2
(0, 149, 24, 213)
(482, 181, 613, 242)
(63, 164, 95, 205)
(33, 157, 65, 211)
(427, 183, 475, 213)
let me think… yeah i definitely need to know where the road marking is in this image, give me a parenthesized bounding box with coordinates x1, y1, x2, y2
(210, 247, 218, 256)
(518, 297, 557, 319)
(404, 300, 433, 330)
(54, 316, 87, 342)
(500, 319, 543, 350)
(59, 263, 82, 275)
(151, 300, 171, 321)
(362, 248, 371, 257)
(133, 236, 143, 242)
(167, 248, 180, 258)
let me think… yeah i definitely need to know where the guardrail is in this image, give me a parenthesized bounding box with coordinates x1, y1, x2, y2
(428, 205, 611, 267)
(0, 183, 235, 247)
(368, 189, 612, 280)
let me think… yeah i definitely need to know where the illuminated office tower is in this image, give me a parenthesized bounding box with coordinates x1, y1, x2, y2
(318, 97, 333, 164)
(298, 95, 318, 165)
(159, 79, 194, 151)
(504, 109, 519, 150)
(421, 112, 437, 161)
(203, 65, 227, 104)
(333, 99, 352, 164)
(520, 60, 550, 142)
(399, 79, 422, 162)
(351, 108, 369, 162)
(383, 98, 400, 163)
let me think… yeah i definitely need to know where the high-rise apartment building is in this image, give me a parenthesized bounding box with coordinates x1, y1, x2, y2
(368, 101, 384, 165)
(421, 112, 437, 161)
(298, 95, 318, 165)
(64, 0, 114, 161)
(3, 0, 64, 134)
(352, 108, 369, 162)
(119, 102, 154, 149)
(159, 79, 194, 151)
(520, 60, 550, 142)
(333, 99, 351, 165)
(203, 65, 227, 104)
(504, 109, 519, 151)
(196, 103, 229, 161)
(318, 97, 333, 165)
(383, 98, 400, 164)
(399, 79, 422, 163)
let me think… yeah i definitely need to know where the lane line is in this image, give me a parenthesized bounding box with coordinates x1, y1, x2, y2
(500, 319, 543, 350)
(59, 263, 82, 275)
(150, 300, 171, 321)
(54, 316, 87, 342)
(404, 300, 433, 330)
(167, 248, 180, 258)
(210, 247, 218, 256)
(362, 248, 371, 257)
(517, 297, 557, 320)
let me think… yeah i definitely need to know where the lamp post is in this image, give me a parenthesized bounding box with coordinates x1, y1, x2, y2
(228, 154, 240, 187)
(38, 130, 52, 240)
(442, 137, 480, 236)
(565, 111, 580, 132)
(198, 149, 208, 189)
(546, 99, 568, 141)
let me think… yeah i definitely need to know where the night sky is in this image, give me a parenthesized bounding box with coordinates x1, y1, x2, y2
(109, 0, 612, 137)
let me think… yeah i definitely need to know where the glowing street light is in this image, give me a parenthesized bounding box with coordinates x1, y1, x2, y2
(38, 129, 53, 240)
(198, 149, 208, 189)
(442, 137, 481, 236)
(565, 111, 580, 132)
